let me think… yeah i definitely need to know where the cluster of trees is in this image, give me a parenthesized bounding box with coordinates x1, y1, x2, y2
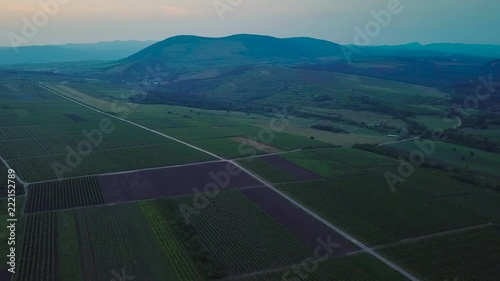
(159, 202, 225, 279)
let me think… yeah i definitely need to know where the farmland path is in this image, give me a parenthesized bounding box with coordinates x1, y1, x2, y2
(378, 135, 421, 146)
(372, 222, 494, 250)
(231, 148, 303, 161)
(25, 159, 224, 186)
(37, 81, 421, 281)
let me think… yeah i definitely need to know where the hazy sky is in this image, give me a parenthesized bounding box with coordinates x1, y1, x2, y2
(0, 0, 499, 47)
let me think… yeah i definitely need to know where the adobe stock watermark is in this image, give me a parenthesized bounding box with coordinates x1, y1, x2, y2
(213, 0, 243, 21)
(110, 267, 135, 281)
(341, 0, 412, 64)
(384, 73, 498, 192)
(178, 109, 291, 224)
(282, 235, 340, 281)
(7, 0, 72, 53)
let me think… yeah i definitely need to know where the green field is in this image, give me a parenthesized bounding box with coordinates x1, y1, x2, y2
(379, 226, 500, 281)
(0, 80, 215, 182)
(388, 140, 500, 177)
(25, 177, 106, 213)
(171, 190, 313, 275)
(278, 172, 487, 245)
(235, 254, 409, 281)
(75, 203, 202, 281)
(236, 157, 297, 183)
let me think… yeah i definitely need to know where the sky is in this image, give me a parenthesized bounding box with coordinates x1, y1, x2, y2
(0, 0, 499, 47)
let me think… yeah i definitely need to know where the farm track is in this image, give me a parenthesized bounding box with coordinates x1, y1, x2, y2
(372, 222, 494, 250)
(22, 159, 224, 186)
(21, 147, 307, 186)
(378, 136, 421, 146)
(37, 82, 421, 281)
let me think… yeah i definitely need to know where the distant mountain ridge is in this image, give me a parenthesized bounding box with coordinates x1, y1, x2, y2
(123, 34, 344, 64)
(370, 42, 500, 58)
(0, 40, 156, 65)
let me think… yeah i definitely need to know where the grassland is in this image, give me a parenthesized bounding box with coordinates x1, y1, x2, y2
(379, 225, 500, 281)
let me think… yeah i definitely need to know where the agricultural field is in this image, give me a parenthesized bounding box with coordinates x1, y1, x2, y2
(280, 149, 364, 178)
(75, 203, 203, 281)
(252, 147, 397, 179)
(388, 140, 500, 177)
(235, 254, 409, 281)
(241, 186, 358, 252)
(171, 190, 315, 275)
(379, 225, 500, 281)
(2, 72, 498, 281)
(0, 80, 215, 182)
(13, 213, 56, 281)
(24, 177, 106, 214)
(101, 161, 261, 203)
(278, 172, 488, 245)
(440, 192, 500, 223)
(236, 157, 300, 183)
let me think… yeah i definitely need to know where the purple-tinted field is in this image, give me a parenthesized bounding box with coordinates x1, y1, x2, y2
(101, 161, 261, 203)
(65, 114, 86, 122)
(0, 270, 10, 281)
(241, 186, 358, 254)
(260, 155, 321, 181)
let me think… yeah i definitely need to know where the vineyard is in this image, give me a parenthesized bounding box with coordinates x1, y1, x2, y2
(281, 149, 363, 177)
(8, 142, 215, 182)
(25, 177, 106, 213)
(139, 201, 206, 280)
(14, 213, 57, 281)
(0, 82, 215, 182)
(74, 203, 202, 281)
(379, 225, 500, 281)
(278, 175, 487, 245)
(235, 254, 409, 281)
(1, 76, 498, 281)
(172, 190, 313, 275)
(236, 158, 297, 183)
(189, 138, 267, 159)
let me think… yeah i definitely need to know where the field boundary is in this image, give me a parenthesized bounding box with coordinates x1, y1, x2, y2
(372, 222, 494, 250)
(37, 81, 421, 281)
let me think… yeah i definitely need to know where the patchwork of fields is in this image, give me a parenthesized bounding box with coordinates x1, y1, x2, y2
(1, 78, 499, 281)
(0, 80, 214, 182)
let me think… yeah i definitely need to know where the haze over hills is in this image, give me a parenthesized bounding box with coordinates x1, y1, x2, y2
(371, 43, 500, 58)
(2, 34, 500, 68)
(0, 40, 156, 65)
